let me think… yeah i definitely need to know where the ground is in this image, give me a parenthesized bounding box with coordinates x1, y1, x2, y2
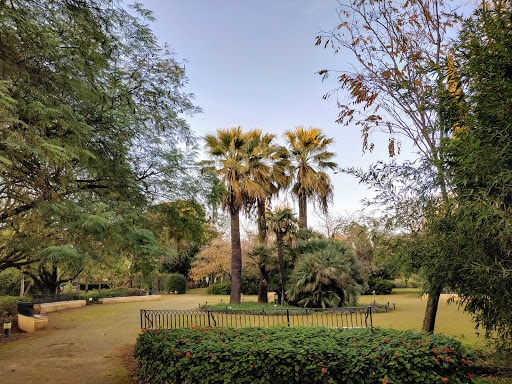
(0, 289, 510, 383)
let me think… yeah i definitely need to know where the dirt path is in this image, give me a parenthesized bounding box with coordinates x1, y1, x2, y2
(0, 292, 224, 384)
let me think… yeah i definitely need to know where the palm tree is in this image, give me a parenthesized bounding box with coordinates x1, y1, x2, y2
(284, 126, 338, 229)
(244, 130, 292, 303)
(267, 206, 297, 305)
(204, 127, 266, 304)
(286, 239, 365, 308)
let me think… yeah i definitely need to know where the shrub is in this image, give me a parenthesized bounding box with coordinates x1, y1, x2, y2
(79, 288, 145, 303)
(364, 277, 394, 295)
(241, 268, 259, 295)
(160, 274, 187, 294)
(207, 282, 231, 295)
(0, 295, 18, 319)
(0, 268, 23, 296)
(373, 279, 393, 295)
(134, 326, 475, 384)
(286, 240, 366, 307)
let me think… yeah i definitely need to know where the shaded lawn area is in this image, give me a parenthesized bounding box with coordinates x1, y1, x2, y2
(0, 289, 507, 384)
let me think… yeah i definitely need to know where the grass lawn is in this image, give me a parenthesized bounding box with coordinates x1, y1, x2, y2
(0, 289, 509, 383)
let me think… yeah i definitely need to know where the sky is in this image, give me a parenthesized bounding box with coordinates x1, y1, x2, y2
(139, 0, 413, 227)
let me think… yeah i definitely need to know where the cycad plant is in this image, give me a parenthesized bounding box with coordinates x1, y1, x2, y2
(286, 239, 365, 308)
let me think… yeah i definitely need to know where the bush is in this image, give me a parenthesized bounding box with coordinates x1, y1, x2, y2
(286, 239, 366, 307)
(0, 296, 18, 319)
(160, 274, 187, 294)
(0, 268, 23, 296)
(207, 282, 231, 295)
(373, 279, 393, 295)
(79, 287, 145, 303)
(364, 277, 394, 295)
(134, 326, 475, 384)
(241, 268, 259, 295)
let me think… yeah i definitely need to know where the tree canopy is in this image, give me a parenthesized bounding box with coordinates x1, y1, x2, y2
(0, 0, 201, 291)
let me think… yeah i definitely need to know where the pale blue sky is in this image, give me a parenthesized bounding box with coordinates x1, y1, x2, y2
(140, 0, 402, 225)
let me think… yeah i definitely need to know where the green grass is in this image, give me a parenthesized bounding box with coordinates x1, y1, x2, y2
(202, 301, 296, 310)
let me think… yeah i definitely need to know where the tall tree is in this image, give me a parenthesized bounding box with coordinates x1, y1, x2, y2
(244, 130, 291, 303)
(204, 127, 266, 304)
(316, 0, 462, 332)
(284, 126, 337, 230)
(267, 206, 297, 305)
(445, 1, 512, 347)
(0, 1, 199, 290)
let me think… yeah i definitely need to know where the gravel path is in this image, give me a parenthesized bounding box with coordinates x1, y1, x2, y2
(0, 291, 222, 384)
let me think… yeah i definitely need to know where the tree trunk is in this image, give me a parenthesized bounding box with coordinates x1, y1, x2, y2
(20, 274, 25, 297)
(257, 199, 267, 246)
(85, 276, 89, 293)
(422, 284, 443, 333)
(257, 264, 269, 303)
(256, 198, 269, 303)
(230, 208, 242, 304)
(421, 161, 450, 333)
(298, 193, 308, 229)
(277, 233, 285, 305)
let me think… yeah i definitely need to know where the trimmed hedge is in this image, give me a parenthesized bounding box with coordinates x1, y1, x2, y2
(134, 326, 474, 384)
(207, 282, 231, 295)
(160, 274, 187, 294)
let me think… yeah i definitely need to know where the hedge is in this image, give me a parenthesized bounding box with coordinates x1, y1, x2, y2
(207, 282, 231, 295)
(160, 274, 187, 294)
(134, 326, 474, 384)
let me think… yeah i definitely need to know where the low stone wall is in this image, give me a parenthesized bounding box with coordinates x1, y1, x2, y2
(34, 300, 86, 315)
(18, 314, 48, 333)
(98, 295, 161, 304)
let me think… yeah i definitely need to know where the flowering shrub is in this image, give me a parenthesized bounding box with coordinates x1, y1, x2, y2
(134, 326, 474, 383)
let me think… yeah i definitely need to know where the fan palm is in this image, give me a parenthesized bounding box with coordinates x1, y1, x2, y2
(204, 127, 266, 304)
(286, 240, 365, 308)
(244, 130, 292, 302)
(285, 126, 338, 229)
(267, 206, 297, 305)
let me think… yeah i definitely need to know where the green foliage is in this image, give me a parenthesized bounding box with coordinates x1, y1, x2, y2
(444, 3, 512, 349)
(207, 282, 231, 295)
(160, 274, 187, 294)
(0, 268, 23, 296)
(364, 276, 394, 295)
(0, 296, 18, 319)
(0, 0, 201, 292)
(286, 239, 366, 308)
(134, 326, 475, 384)
(67, 288, 146, 304)
(241, 267, 260, 295)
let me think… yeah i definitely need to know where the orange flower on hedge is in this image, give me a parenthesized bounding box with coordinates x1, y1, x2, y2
(322, 368, 326, 374)
(445, 357, 451, 362)
(382, 379, 389, 383)
(185, 353, 192, 357)
(250, 365, 254, 368)
(461, 359, 467, 364)
(209, 353, 213, 357)
(442, 378, 448, 382)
